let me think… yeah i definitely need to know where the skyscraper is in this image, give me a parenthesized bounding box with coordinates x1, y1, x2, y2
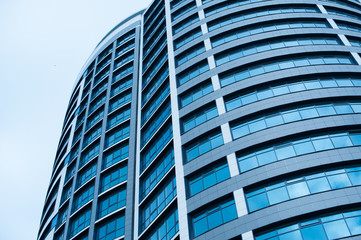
(38, 0, 361, 239)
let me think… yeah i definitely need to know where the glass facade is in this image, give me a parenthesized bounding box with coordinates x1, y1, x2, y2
(38, 1, 361, 240)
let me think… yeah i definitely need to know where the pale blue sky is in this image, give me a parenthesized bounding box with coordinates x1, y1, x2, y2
(0, 0, 151, 239)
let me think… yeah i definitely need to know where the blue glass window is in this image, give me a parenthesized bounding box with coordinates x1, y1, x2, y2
(100, 165, 128, 192)
(141, 123, 173, 172)
(95, 215, 125, 240)
(220, 54, 354, 87)
(103, 144, 129, 170)
(173, 14, 199, 35)
(109, 90, 132, 113)
(238, 132, 361, 173)
(192, 199, 237, 237)
(80, 143, 99, 168)
(98, 188, 126, 218)
(86, 108, 104, 130)
(83, 125, 102, 149)
(72, 184, 94, 213)
(177, 60, 209, 86)
(104, 124, 130, 149)
(107, 106, 131, 130)
(140, 177, 177, 231)
(185, 130, 223, 162)
(225, 77, 361, 112)
(174, 27, 202, 49)
(172, 1, 196, 20)
(212, 20, 329, 47)
(182, 103, 218, 132)
(255, 209, 361, 240)
(179, 80, 213, 108)
(111, 75, 132, 97)
(69, 209, 91, 238)
(140, 149, 174, 200)
(142, 103, 171, 146)
(77, 164, 97, 188)
(246, 165, 361, 212)
(176, 43, 205, 66)
(188, 161, 230, 196)
(231, 102, 361, 139)
(146, 208, 179, 240)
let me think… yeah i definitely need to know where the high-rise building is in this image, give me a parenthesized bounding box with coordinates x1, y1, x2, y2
(38, 0, 361, 239)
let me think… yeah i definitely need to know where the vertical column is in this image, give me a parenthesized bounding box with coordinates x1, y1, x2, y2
(164, 1, 190, 239)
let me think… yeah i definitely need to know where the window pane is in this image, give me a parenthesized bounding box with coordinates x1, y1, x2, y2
(203, 173, 217, 189)
(193, 217, 208, 236)
(299, 107, 318, 119)
(294, 141, 315, 155)
(287, 182, 310, 198)
(346, 216, 361, 235)
(222, 203, 237, 222)
(249, 119, 267, 132)
(350, 134, 361, 145)
(334, 104, 353, 114)
(312, 138, 334, 151)
(324, 219, 351, 239)
(301, 224, 328, 240)
(239, 156, 258, 172)
(247, 192, 269, 212)
(232, 125, 250, 139)
(279, 230, 302, 240)
(266, 115, 284, 127)
(331, 135, 353, 148)
(275, 145, 296, 160)
(257, 150, 278, 165)
(208, 211, 222, 229)
(328, 174, 352, 189)
(307, 177, 331, 193)
(267, 187, 289, 205)
(348, 171, 361, 185)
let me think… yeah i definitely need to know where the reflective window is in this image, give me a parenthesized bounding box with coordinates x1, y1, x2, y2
(140, 177, 177, 231)
(89, 94, 106, 115)
(104, 124, 130, 149)
(86, 108, 104, 130)
(185, 130, 224, 162)
(212, 20, 329, 47)
(80, 143, 99, 167)
(115, 39, 135, 58)
(142, 103, 171, 146)
(255, 209, 361, 240)
(231, 102, 361, 139)
(171, 0, 185, 9)
(142, 84, 170, 124)
(188, 161, 230, 196)
(172, 1, 196, 20)
(177, 60, 209, 85)
(109, 90, 132, 113)
(69, 209, 91, 238)
(102, 144, 129, 169)
(141, 123, 173, 172)
(204, 0, 271, 16)
(338, 21, 361, 33)
(142, 66, 168, 103)
(220, 55, 354, 87)
(349, 37, 361, 47)
(192, 199, 237, 237)
(146, 208, 179, 240)
(111, 76, 132, 97)
(216, 36, 340, 66)
(182, 103, 218, 132)
(100, 165, 128, 192)
(143, 52, 168, 87)
(225, 76, 361, 112)
(246, 166, 361, 212)
(326, 6, 361, 21)
(112, 64, 133, 83)
(173, 14, 199, 35)
(179, 80, 213, 108)
(91, 79, 108, 100)
(72, 184, 94, 213)
(176, 42, 205, 67)
(209, 6, 318, 31)
(83, 125, 102, 149)
(114, 52, 134, 70)
(174, 27, 202, 49)
(98, 188, 126, 218)
(107, 106, 131, 130)
(95, 215, 125, 240)
(77, 164, 97, 188)
(238, 132, 361, 173)
(140, 149, 174, 200)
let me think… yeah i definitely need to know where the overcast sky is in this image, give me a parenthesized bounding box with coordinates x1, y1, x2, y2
(0, 0, 151, 239)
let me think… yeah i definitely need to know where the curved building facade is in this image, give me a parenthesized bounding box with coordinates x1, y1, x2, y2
(38, 0, 361, 239)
